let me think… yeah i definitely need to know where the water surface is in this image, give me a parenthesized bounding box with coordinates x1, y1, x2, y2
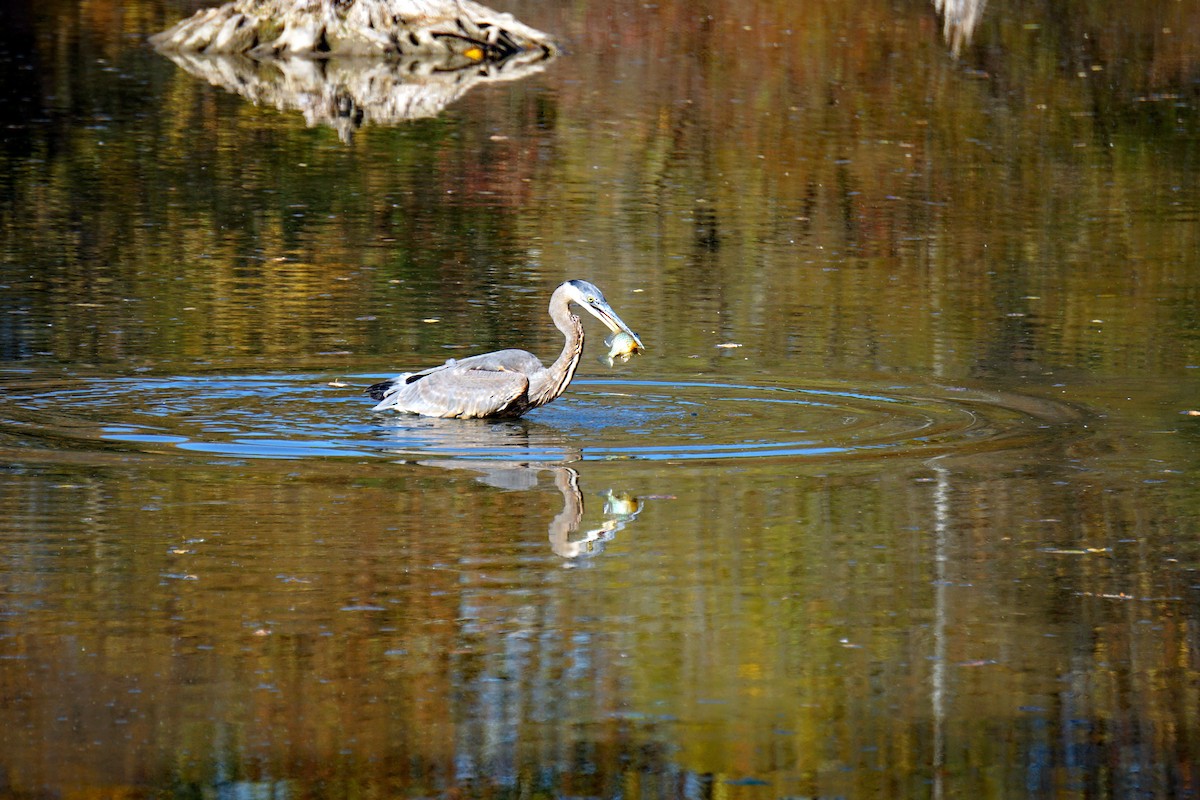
(2, 0, 1200, 796)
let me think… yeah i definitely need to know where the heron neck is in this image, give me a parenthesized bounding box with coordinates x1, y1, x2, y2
(529, 302, 584, 408)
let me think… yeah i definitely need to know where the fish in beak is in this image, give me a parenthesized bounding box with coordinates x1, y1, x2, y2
(584, 300, 645, 352)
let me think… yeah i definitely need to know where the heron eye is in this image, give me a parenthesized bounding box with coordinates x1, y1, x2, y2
(586, 295, 597, 303)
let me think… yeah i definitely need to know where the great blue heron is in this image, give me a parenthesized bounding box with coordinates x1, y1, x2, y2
(368, 280, 644, 419)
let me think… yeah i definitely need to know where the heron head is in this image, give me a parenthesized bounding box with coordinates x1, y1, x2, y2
(562, 280, 645, 350)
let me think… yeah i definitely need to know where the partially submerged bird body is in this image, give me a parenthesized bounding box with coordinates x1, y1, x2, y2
(368, 280, 643, 419)
(368, 347, 567, 419)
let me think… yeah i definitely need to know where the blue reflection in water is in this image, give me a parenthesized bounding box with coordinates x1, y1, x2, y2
(6, 372, 1072, 465)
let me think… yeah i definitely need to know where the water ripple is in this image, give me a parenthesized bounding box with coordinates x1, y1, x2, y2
(0, 372, 1082, 466)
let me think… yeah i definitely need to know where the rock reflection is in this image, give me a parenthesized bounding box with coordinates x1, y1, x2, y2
(379, 417, 647, 558)
(153, 48, 555, 141)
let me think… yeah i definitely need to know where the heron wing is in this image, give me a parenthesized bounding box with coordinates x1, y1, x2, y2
(372, 361, 535, 418)
(451, 349, 545, 374)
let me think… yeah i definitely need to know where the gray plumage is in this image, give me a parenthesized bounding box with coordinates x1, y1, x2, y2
(368, 280, 644, 419)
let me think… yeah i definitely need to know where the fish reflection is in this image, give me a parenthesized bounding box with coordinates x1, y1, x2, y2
(378, 416, 650, 558)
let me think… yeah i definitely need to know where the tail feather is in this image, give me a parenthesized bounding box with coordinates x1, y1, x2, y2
(367, 378, 398, 401)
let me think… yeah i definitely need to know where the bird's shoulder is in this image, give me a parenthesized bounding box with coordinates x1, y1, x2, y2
(447, 349, 544, 375)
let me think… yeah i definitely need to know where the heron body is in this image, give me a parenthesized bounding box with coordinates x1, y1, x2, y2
(368, 280, 643, 419)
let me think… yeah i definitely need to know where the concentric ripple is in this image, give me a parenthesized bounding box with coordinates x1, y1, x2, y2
(0, 372, 1082, 465)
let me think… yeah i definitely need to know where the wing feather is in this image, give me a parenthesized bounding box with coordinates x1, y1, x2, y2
(371, 363, 532, 418)
(369, 349, 546, 418)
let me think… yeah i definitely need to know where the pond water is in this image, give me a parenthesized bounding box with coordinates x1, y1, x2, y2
(2, 0, 1200, 797)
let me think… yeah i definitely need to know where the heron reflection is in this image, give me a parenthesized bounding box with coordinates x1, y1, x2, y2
(369, 280, 644, 419)
(421, 461, 645, 558)
(377, 415, 652, 558)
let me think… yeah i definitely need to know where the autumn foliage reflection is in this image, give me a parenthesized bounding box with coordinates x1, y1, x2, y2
(2, 0, 1200, 797)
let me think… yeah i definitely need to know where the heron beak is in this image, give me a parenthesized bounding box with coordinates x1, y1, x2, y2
(588, 302, 645, 350)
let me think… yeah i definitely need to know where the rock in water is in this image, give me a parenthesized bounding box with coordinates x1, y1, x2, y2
(150, 0, 558, 60)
